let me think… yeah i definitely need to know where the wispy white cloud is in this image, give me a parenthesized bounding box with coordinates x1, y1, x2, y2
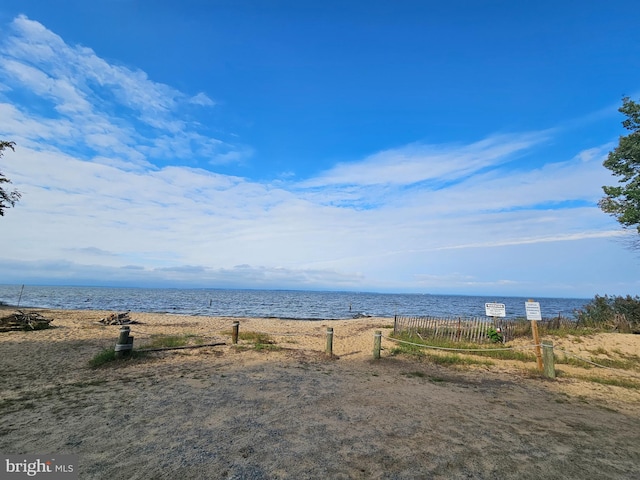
(190, 92, 216, 107)
(0, 15, 249, 167)
(300, 132, 549, 188)
(432, 230, 628, 251)
(0, 139, 621, 290)
(0, 136, 630, 295)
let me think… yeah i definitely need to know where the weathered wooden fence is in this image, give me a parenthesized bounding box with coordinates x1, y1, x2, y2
(394, 315, 578, 343)
(394, 316, 505, 344)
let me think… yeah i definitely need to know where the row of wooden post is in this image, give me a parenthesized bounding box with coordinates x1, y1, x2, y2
(113, 321, 555, 379)
(323, 327, 384, 359)
(326, 327, 383, 359)
(112, 322, 382, 360)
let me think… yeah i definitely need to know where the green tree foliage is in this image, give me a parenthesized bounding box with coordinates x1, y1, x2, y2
(0, 141, 21, 216)
(599, 97, 640, 233)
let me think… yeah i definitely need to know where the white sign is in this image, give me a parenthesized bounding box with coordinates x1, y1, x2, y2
(525, 301, 542, 321)
(485, 302, 506, 317)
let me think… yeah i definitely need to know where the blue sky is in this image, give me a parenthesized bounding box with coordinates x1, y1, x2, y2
(0, 1, 638, 297)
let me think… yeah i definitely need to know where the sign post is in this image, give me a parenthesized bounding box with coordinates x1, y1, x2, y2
(525, 300, 543, 371)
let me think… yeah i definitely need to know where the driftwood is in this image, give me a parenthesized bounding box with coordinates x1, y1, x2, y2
(0, 310, 53, 332)
(99, 311, 139, 325)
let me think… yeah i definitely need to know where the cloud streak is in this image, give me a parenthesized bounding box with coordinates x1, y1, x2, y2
(300, 132, 549, 188)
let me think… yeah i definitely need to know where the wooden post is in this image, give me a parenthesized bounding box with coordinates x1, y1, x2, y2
(373, 330, 382, 359)
(542, 340, 556, 379)
(232, 321, 239, 344)
(531, 320, 543, 371)
(115, 325, 132, 358)
(325, 327, 334, 356)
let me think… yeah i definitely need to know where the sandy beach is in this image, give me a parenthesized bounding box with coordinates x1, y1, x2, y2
(1, 307, 639, 479)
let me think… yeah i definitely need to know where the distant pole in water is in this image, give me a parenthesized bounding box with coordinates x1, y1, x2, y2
(209, 299, 212, 307)
(17, 284, 24, 308)
(349, 303, 352, 312)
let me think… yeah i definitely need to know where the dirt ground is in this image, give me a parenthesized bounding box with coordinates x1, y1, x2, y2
(1, 308, 639, 479)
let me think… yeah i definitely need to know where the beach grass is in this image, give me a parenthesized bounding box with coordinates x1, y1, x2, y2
(389, 332, 640, 378)
(223, 330, 281, 351)
(88, 347, 147, 368)
(555, 347, 640, 370)
(389, 333, 534, 363)
(146, 334, 191, 349)
(583, 376, 640, 389)
(556, 370, 640, 390)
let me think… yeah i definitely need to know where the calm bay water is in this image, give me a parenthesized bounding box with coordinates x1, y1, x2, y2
(0, 285, 589, 320)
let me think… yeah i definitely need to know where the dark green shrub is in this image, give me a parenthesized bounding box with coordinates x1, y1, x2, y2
(575, 295, 640, 332)
(486, 327, 503, 343)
